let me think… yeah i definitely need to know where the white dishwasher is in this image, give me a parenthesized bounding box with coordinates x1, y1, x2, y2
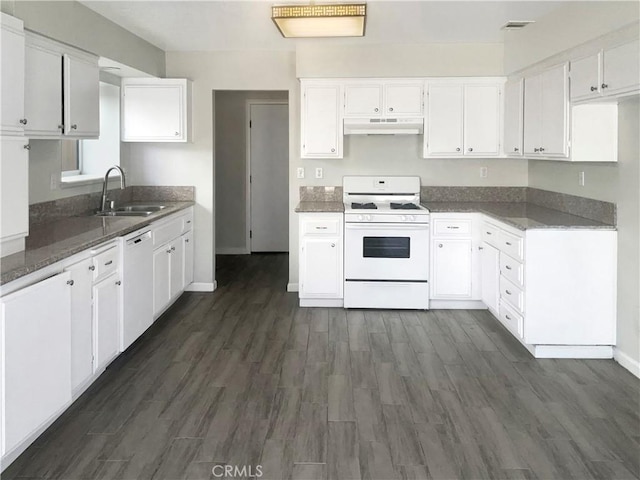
(121, 229, 153, 351)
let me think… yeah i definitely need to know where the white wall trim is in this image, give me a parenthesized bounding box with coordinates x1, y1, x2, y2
(185, 282, 216, 292)
(532, 345, 613, 359)
(614, 347, 640, 378)
(216, 247, 250, 255)
(429, 300, 486, 310)
(287, 282, 299, 292)
(300, 298, 344, 307)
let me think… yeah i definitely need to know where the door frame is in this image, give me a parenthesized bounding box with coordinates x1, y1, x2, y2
(245, 99, 289, 253)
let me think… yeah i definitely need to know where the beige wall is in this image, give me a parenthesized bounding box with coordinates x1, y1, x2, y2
(3, 0, 164, 77)
(122, 51, 297, 288)
(215, 90, 288, 253)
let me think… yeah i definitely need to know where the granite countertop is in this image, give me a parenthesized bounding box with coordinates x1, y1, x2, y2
(1, 201, 195, 286)
(422, 201, 616, 230)
(295, 201, 345, 213)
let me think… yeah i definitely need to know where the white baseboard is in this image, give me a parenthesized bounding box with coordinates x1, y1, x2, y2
(186, 282, 216, 292)
(533, 345, 613, 359)
(429, 299, 486, 310)
(614, 347, 640, 378)
(216, 248, 250, 255)
(287, 282, 299, 292)
(300, 298, 344, 307)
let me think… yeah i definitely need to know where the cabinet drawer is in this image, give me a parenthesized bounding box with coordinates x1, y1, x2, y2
(153, 217, 183, 246)
(93, 247, 119, 281)
(500, 254, 524, 288)
(302, 218, 340, 236)
(499, 300, 523, 338)
(182, 210, 193, 233)
(498, 229, 524, 262)
(500, 275, 524, 313)
(482, 223, 499, 246)
(433, 218, 472, 236)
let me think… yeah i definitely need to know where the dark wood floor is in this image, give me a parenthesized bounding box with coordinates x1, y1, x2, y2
(4, 253, 639, 480)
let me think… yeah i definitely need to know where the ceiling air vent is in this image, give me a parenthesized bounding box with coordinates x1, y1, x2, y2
(501, 20, 535, 30)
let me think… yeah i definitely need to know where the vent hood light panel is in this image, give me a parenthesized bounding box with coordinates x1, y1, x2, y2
(344, 117, 424, 135)
(272, 4, 366, 38)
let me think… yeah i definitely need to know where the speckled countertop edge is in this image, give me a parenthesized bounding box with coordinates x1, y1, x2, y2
(422, 202, 616, 231)
(1, 202, 195, 286)
(295, 201, 345, 213)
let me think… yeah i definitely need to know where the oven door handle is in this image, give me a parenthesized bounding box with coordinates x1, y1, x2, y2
(345, 223, 429, 231)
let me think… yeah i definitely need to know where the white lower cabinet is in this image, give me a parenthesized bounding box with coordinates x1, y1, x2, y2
(93, 273, 120, 372)
(153, 246, 171, 315)
(0, 272, 72, 457)
(298, 213, 343, 306)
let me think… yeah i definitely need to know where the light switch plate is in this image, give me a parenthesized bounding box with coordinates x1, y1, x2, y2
(579, 171, 585, 186)
(297, 167, 305, 179)
(315, 167, 323, 179)
(480, 167, 488, 178)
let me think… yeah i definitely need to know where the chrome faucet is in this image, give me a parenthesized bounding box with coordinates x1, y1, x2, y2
(100, 165, 126, 212)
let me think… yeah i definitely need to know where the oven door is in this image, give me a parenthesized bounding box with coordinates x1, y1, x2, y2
(344, 222, 429, 281)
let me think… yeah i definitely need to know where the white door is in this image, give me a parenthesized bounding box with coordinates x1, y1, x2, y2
(344, 84, 382, 116)
(1, 272, 72, 456)
(503, 79, 524, 156)
(153, 247, 170, 316)
(301, 84, 341, 157)
(300, 237, 342, 297)
(431, 239, 472, 298)
(480, 242, 500, 314)
(603, 39, 640, 95)
(250, 103, 289, 252)
(0, 17, 25, 135)
(63, 54, 99, 138)
(64, 258, 94, 392)
(0, 137, 29, 241)
(93, 273, 120, 372)
(523, 73, 542, 155)
(464, 84, 501, 156)
(384, 83, 423, 116)
(540, 64, 569, 156)
(570, 53, 601, 101)
(426, 84, 463, 155)
(25, 44, 62, 136)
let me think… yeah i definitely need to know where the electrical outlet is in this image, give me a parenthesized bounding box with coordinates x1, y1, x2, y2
(296, 167, 305, 179)
(579, 171, 585, 186)
(315, 167, 323, 179)
(480, 167, 488, 178)
(50, 173, 58, 190)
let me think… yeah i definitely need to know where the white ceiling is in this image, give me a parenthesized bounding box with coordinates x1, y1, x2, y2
(80, 0, 574, 52)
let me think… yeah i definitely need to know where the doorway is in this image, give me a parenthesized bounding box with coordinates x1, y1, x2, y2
(247, 101, 289, 252)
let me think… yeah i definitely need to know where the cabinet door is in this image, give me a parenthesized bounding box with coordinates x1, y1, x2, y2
(384, 83, 423, 116)
(93, 273, 120, 372)
(153, 247, 171, 316)
(480, 242, 499, 314)
(464, 84, 501, 156)
(431, 239, 472, 298)
(344, 84, 382, 116)
(523, 73, 542, 155)
(603, 39, 640, 96)
(426, 84, 463, 156)
(182, 230, 194, 288)
(25, 44, 63, 136)
(301, 84, 342, 158)
(570, 53, 601, 101)
(300, 237, 342, 298)
(1, 272, 71, 456)
(169, 238, 184, 299)
(0, 17, 25, 135)
(540, 63, 569, 156)
(0, 137, 29, 242)
(64, 258, 94, 393)
(122, 84, 184, 141)
(503, 79, 524, 156)
(63, 54, 99, 138)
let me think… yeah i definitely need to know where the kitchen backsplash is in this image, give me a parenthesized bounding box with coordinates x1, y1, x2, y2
(421, 186, 527, 203)
(299, 186, 343, 202)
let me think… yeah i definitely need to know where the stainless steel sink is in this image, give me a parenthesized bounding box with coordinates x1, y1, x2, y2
(95, 204, 167, 217)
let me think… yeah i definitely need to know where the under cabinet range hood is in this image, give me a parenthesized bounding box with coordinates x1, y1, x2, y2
(343, 117, 424, 135)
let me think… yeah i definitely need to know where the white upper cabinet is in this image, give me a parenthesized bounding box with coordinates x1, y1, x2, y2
(503, 78, 524, 156)
(344, 84, 382, 116)
(24, 35, 63, 137)
(424, 79, 502, 157)
(121, 78, 192, 142)
(524, 63, 569, 158)
(301, 82, 342, 158)
(1, 14, 25, 136)
(570, 39, 640, 102)
(0, 137, 29, 256)
(383, 82, 423, 116)
(64, 54, 99, 138)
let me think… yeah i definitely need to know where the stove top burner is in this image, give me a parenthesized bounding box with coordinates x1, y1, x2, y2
(390, 202, 420, 210)
(351, 202, 378, 210)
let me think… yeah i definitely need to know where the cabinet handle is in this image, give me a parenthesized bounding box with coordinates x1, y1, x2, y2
(331, 148, 335, 153)
(446, 226, 459, 229)
(505, 314, 512, 320)
(478, 246, 484, 250)
(186, 220, 191, 224)
(438, 243, 443, 248)
(175, 132, 180, 136)
(505, 265, 512, 270)
(539, 147, 545, 152)
(505, 289, 512, 295)
(315, 226, 328, 230)
(601, 83, 608, 89)
(71, 124, 78, 130)
(456, 147, 461, 152)
(485, 231, 492, 235)
(89, 265, 95, 271)
(505, 241, 512, 246)
(468, 147, 473, 152)
(331, 243, 335, 248)
(590, 86, 598, 92)
(185, 239, 189, 243)
(105, 260, 113, 266)
(67, 280, 74, 286)
(171, 246, 176, 251)
(23, 144, 31, 150)
(374, 107, 379, 112)
(58, 124, 64, 130)
(19, 118, 27, 125)
(514, 147, 519, 152)
(167, 249, 172, 254)
(534, 148, 540, 153)
(389, 107, 394, 112)
(116, 280, 121, 286)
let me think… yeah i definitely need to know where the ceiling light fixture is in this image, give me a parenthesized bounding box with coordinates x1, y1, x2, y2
(272, 3, 366, 38)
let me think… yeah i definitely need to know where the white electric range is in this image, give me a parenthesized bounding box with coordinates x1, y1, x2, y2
(343, 176, 430, 309)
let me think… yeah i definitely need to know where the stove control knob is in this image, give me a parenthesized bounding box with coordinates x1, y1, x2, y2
(357, 215, 363, 221)
(401, 215, 407, 221)
(365, 214, 372, 221)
